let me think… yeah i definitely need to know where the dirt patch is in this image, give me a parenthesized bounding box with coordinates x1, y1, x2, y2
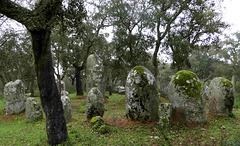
(160, 98, 169, 103)
(70, 118, 78, 123)
(105, 99, 125, 106)
(207, 112, 215, 120)
(70, 95, 87, 100)
(104, 116, 157, 128)
(72, 102, 81, 107)
(78, 95, 87, 99)
(116, 99, 125, 106)
(0, 112, 25, 122)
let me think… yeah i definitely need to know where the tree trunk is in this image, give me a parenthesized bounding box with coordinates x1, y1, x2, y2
(108, 85, 112, 95)
(30, 30, 68, 145)
(152, 41, 160, 79)
(74, 65, 84, 95)
(71, 76, 75, 86)
(232, 75, 236, 97)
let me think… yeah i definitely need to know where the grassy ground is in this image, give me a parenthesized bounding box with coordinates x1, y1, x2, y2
(0, 93, 240, 145)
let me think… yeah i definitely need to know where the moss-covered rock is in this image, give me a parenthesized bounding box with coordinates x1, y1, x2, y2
(173, 70, 202, 99)
(168, 70, 206, 124)
(125, 66, 159, 122)
(209, 77, 234, 116)
(86, 88, 105, 119)
(90, 116, 112, 134)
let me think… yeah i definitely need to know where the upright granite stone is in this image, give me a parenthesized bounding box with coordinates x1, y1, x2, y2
(61, 95, 72, 123)
(56, 80, 66, 96)
(4, 80, 25, 115)
(86, 87, 105, 119)
(125, 66, 159, 122)
(209, 77, 234, 116)
(26, 97, 43, 122)
(86, 54, 106, 97)
(168, 70, 206, 124)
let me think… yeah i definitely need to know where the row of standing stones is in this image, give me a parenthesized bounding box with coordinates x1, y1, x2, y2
(3, 79, 72, 123)
(3, 54, 234, 127)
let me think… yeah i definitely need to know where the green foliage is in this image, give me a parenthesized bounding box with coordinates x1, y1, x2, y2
(173, 70, 202, 98)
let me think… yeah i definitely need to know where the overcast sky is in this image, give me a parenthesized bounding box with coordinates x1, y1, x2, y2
(221, 0, 240, 34)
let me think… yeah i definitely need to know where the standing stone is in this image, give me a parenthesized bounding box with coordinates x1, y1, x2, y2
(86, 87, 105, 120)
(61, 95, 72, 123)
(86, 54, 106, 97)
(4, 80, 25, 115)
(125, 66, 159, 122)
(26, 97, 43, 122)
(168, 70, 206, 124)
(209, 77, 234, 116)
(56, 80, 66, 96)
(159, 76, 171, 98)
(158, 103, 172, 127)
(202, 85, 209, 100)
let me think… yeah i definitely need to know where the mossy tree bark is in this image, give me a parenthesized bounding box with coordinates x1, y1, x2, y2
(0, 0, 68, 145)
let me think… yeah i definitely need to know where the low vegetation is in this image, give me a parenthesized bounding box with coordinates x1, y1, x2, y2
(0, 93, 240, 145)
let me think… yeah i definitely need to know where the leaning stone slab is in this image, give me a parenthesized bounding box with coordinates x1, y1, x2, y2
(26, 97, 43, 122)
(209, 77, 234, 116)
(61, 95, 72, 123)
(125, 66, 159, 122)
(168, 70, 206, 124)
(4, 80, 25, 115)
(86, 87, 105, 120)
(86, 54, 106, 97)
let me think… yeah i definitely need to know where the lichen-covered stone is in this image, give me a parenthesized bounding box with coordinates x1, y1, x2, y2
(86, 87, 105, 119)
(26, 97, 43, 122)
(209, 77, 234, 116)
(158, 103, 172, 127)
(61, 95, 72, 123)
(4, 80, 25, 115)
(86, 54, 106, 97)
(168, 70, 206, 124)
(202, 85, 209, 100)
(125, 66, 159, 122)
(115, 86, 125, 94)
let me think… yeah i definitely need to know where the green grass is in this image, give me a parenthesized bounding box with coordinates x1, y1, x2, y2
(234, 93, 240, 109)
(0, 93, 240, 145)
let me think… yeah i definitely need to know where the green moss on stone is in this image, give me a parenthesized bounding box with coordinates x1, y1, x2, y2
(219, 77, 232, 87)
(173, 70, 202, 98)
(90, 116, 100, 124)
(133, 66, 145, 76)
(132, 66, 148, 86)
(98, 125, 110, 134)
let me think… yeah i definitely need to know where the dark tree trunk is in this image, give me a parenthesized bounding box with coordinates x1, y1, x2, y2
(108, 85, 112, 95)
(74, 65, 84, 96)
(71, 76, 75, 86)
(30, 30, 68, 145)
